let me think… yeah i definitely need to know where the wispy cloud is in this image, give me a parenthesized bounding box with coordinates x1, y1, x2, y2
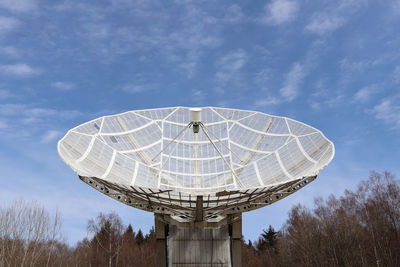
(306, 15, 344, 35)
(0, 103, 82, 138)
(191, 89, 206, 103)
(258, 42, 320, 108)
(354, 85, 379, 103)
(41, 130, 62, 143)
(82, 23, 110, 39)
(0, 118, 7, 129)
(53, 1, 106, 23)
(339, 58, 381, 72)
(167, 4, 224, 77)
(0, 45, 19, 56)
(261, 0, 299, 25)
(338, 58, 382, 90)
(217, 49, 247, 72)
(0, 89, 17, 99)
(121, 73, 159, 94)
(254, 68, 273, 89)
(52, 81, 76, 91)
(280, 62, 305, 101)
(310, 101, 322, 111)
(215, 49, 248, 91)
(392, 0, 400, 15)
(53, 1, 228, 77)
(371, 98, 400, 129)
(0, 0, 37, 12)
(254, 61, 308, 108)
(122, 84, 149, 94)
(305, 0, 366, 35)
(310, 88, 346, 111)
(0, 16, 20, 33)
(393, 66, 400, 83)
(0, 63, 40, 76)
(222, 4, 244, 24)
(254, 96, 281, 107)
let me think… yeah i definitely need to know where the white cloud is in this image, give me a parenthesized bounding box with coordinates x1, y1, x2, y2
(337, 58, 382, 90)
(217, 49, 247, 72)
(340, 58, 381, 72)
(280, 62, 305, 101)
(191, 89, 206, 102)
(394, 0, 400, 15)
(122, 84, 148, 94)
(261, 0, 299, 25)
(371, 98, 400, 129)
(310, 101, 321, 111)
(64, 1, 226, 77)
(51, 1, 230, 78)
(82, 23, 110, 39)
(0, 103, 24, 116)
(167, 5, 224, 77)
(0, 89, 16, 99)
(0, 103, 82, 122)
(305, 0, 366, 35)
(254, 96, 281, 107)
(52, 81, 76, 91)
(215, 49, 247, 90)
(0, 103, 82, 139)
(354, 85, 378, 103)
(310, 91, 345, 111)
(0, 16, 20, 33)
(254, 68, 272, 87)
(0, 0, 37, 12)
(41, 130, 62, 143)
(0, 45, 19, 56)
(0, 63, 40, 76)
(325, 93, 345, 108)
(305, 15, 344, 35)
(393, 66, 400, 83)
(223, 4, 244, 24)
(0, 118, 7, 129)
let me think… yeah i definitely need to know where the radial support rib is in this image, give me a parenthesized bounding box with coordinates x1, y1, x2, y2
(151, 122, 192, 162)
(200, 123, 244, 188)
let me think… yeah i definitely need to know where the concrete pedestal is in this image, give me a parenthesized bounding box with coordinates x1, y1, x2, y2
(155, 215, 168, 267)
(231, 218, 242, 267)
(155, 215, 242, 267)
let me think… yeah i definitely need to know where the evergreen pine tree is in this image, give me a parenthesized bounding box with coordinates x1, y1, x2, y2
(261, 225, 278, 253)
(144, 226, 155, 242)
(136, 229, 145, 245)
(125, 224, 135, 237)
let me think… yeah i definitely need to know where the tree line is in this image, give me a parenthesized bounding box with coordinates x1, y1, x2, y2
(0, 171, 399, 266)
(243, 171, 400, 266)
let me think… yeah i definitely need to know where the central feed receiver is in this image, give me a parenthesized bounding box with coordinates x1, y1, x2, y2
(189, 107, 202, 123)
(58, 107, 334, 267)
(190, 108, 202, 133)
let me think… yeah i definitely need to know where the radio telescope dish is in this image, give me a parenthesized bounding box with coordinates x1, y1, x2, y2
(58, 107, 334, 266)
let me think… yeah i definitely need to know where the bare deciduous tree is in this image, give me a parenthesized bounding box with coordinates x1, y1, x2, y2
(86, 212, 125, 267)
(0, 199, 63, 267)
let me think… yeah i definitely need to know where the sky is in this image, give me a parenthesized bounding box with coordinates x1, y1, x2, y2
(0, 0, 400, 245)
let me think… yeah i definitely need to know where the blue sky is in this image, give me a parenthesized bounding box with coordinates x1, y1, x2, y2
(0, 0, 399, 244)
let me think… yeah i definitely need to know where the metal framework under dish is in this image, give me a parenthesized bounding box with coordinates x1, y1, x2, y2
(58, 107, 334, 225)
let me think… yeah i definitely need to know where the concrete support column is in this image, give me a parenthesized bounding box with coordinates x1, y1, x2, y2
(231, 215, 242, 267)
(155, 214, 167, 267)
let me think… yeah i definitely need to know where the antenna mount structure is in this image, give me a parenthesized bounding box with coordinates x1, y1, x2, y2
(58, 107, 334, 267)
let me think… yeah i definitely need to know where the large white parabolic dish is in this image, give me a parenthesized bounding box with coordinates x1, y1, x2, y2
(58, 107, 334, 224)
